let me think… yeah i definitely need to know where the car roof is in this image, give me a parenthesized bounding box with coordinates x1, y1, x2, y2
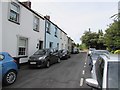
(100, 54, 120, 62)
(94, 50, 108, 52)
(0, 52, 8, 54)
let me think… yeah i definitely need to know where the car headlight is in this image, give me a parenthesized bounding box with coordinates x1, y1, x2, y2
(63, 54, 66, 56)
(39, 56, 46, 60)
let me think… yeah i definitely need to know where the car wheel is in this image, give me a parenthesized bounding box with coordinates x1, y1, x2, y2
(46, 61, 50, 68)
(3, 70, 17, 85)
(57, 58, 61, 63)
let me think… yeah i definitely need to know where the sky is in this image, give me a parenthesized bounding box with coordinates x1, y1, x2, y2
(19, 0, 119, 44)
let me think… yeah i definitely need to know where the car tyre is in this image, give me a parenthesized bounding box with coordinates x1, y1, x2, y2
(3, 70, 17, 86)
(46, 61, 50, 68)
(57, 58, 61, 63)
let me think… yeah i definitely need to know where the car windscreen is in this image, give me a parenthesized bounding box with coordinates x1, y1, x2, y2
(94, 51, 109, 55)
(34, 50, 46, 55)
(107, 62, 120, 89)
(62, 50, 67, 53)
(91, 53, 99, 60)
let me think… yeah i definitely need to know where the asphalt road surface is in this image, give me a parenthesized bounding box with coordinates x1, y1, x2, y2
(3, 52, 92, 89)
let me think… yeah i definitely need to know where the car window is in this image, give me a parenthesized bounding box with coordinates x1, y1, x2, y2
(34, 50, 46, 55)
(63, 50, 67, 53)
(107, 62, 120, 88)
(0, 54, 4, 60)
(95, 57, 104, 88)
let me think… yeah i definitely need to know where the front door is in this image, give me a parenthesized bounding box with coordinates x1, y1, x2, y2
(39, 41, 43, 50)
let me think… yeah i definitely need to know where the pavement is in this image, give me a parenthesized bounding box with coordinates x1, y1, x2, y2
(3, 52, 92, 89)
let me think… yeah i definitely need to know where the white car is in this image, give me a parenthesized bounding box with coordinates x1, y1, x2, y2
(86, 54, 120, 89)
(89, 50, 110, 71)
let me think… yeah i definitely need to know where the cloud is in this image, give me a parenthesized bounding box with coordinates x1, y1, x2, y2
(19, 0, 119, 2)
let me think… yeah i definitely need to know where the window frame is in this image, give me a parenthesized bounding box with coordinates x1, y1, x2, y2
(54, 27, 58, 37)
(33, 16, 39, 32)
(60, 31, 62, 39)
(46, 21, 51, 34)
(18, 37, 28, 57)
(49, 42, 53, 48)
(9, 2, 20, 24)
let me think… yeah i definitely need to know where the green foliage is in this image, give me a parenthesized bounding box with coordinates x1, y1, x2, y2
(104, 20, 120, 51)
(76, 43, 80, 48)
(80, 29, 105, 49)
(79, 43, 87, 50)
(114, 50, 120, 54)
(80, 20, 120, 51)
(111, 50, 115, 54)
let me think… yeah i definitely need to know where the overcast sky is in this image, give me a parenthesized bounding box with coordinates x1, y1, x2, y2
(20, 0, 119, 44)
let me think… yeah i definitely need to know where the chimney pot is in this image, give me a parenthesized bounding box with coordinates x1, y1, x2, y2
(22, 0, 31, 8)
(44, 15, 50, 20)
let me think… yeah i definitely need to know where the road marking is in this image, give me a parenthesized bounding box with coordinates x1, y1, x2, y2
(85, 63, 86, 65)
(84, 65, 86, 68)
(80, 78, 84, 86)
(82, 70, 85, 75)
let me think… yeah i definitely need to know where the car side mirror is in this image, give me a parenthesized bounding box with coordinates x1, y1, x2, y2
(85, 78, 100, 89)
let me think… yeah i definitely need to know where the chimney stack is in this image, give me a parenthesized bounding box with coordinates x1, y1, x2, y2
(44, 15, 50, 20)
(22, 0, 31, 8)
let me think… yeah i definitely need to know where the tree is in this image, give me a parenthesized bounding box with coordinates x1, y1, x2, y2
(81, 29, 106, 49)
(76, 43, 80, 48)
(104, 20, 120, 51)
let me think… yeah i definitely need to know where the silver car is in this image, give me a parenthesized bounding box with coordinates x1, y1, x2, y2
(89, 50, 110, 70)
(86, 54, 120, 89)
(88, 48, 96, 56)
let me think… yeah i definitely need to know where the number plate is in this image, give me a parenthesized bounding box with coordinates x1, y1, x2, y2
(30, 62, 36, 64)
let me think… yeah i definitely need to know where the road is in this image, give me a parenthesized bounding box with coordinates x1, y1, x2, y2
(3, 52, 92, 89)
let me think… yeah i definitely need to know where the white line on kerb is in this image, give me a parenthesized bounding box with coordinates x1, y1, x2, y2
(80, 78, 84, 86)
(82, 70, 85, 75)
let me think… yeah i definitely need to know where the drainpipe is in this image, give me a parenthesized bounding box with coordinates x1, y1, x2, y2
(44, 20, 46, 49)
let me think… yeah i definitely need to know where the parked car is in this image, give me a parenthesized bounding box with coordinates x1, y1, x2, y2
(88, 48, 96, 56)
(89, 50, 110, 71)
(86, 54, 120, 89)
(72, 48, 79, 54)
(28, 49, 60, 68)
(0, 52, 18, 85)
(58, 49, 71, 60)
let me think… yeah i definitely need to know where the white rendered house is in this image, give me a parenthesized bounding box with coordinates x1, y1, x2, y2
(1, 0, 45, 63)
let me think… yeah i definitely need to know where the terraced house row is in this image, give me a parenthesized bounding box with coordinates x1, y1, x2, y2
(0, 0, 75, 63)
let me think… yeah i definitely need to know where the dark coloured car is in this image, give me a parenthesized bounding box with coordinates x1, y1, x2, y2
(58, 49, 71, 60)
(72, 48, 79, 54)
(28, 49, 60, 68)
(0, 52, 18, 86)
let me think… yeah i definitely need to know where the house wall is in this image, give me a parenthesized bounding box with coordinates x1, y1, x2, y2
(45, 21, 60, 50)
(118, 1, 120, 20)
(59, 30, 67, 50)
(0, 2, 2, 52)
(67, 37, 72, 52)
(2, 0, 45, 63)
